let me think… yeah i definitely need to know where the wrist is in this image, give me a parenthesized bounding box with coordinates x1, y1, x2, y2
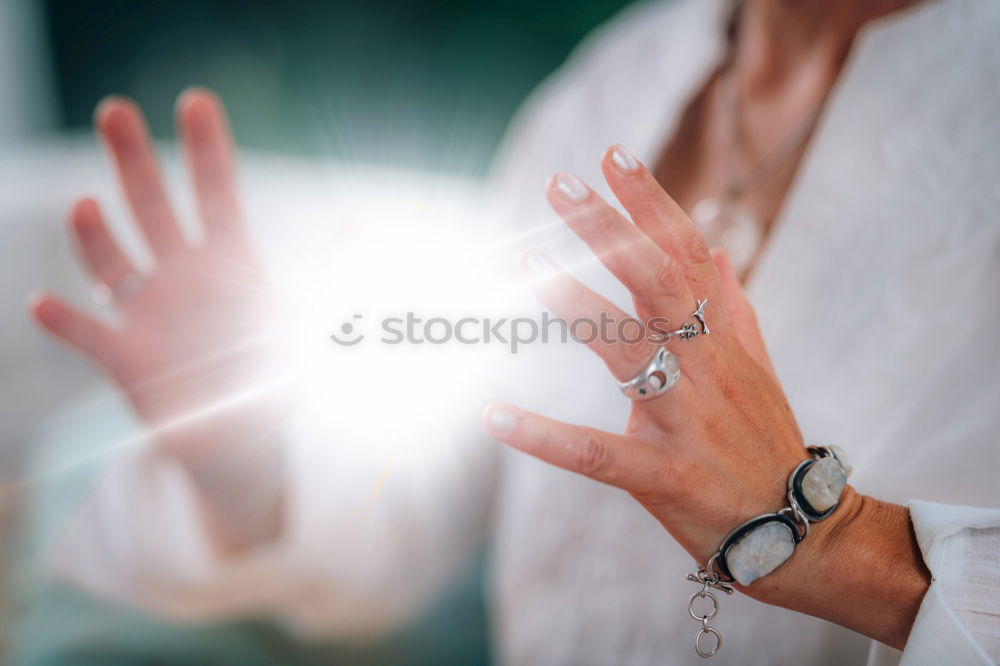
(152, 404, 290, 554)
(748, 487, 930, 649)
(178, 440, 287, 554)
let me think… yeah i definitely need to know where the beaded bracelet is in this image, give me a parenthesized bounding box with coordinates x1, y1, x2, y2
(684, 445, 851, 658)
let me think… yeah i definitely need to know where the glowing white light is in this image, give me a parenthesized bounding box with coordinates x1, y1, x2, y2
(259, 167, 513, 465)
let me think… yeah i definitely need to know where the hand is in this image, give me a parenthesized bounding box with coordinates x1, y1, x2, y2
(29, 90, 286, 548)
(488, 143, 807, 566)
(484, 145, 929, 648)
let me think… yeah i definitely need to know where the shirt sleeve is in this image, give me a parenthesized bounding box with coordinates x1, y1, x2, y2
(51, 415, 498, 640)
(869, 500, 1000, 666)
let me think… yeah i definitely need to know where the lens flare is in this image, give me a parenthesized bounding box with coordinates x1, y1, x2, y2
(261, 168, 513, 465)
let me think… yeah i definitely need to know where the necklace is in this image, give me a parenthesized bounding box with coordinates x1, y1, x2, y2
(690, 55, 825, 274)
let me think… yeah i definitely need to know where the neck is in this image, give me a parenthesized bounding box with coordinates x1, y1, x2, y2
(735, 0, 917, 92)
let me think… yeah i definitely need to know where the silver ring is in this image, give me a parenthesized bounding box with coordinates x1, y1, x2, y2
(618, 347, 680, 400)
(91, 272, 144, 305)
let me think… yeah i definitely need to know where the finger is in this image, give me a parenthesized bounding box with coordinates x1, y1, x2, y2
(28, 293, 119, 371)
(601, 144, 723, 307)
(519, 250, 661, 381)
(176, 88, 249, 248)
(711, 248, 777, 380)
(69, 198, 138, 293)
(96, 96, 185, 258)
(483, 403, 675, 496)
(545, 172, 694, 321)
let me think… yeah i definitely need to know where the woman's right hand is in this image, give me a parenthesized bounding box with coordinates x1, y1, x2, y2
(29, 90, 288, 550)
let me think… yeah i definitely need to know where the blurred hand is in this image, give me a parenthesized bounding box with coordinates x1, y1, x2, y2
(30, 90, 286, 548)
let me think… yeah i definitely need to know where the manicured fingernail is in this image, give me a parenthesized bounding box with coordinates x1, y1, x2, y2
(553, 172, 588, 203)
(519, 250, 558, 276)
(611, 144, 639, 172)
(485, 404, 518, 433)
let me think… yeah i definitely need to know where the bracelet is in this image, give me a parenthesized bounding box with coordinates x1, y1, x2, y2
(683, 445, 851, 658)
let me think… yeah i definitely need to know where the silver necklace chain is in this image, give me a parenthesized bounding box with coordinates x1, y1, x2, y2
(689, 19, 830, 274)
(720, 61, 825, 201)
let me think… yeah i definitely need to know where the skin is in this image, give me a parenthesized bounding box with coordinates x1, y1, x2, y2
(29, 91, 286, 550)
(29, 0, 930, 650)
(485, 147, 928, 650)
(486, 0, 930, 651)
(656, 0, 921, 277)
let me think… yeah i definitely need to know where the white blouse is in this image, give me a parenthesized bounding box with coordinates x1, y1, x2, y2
(54, 0, 1000, 664)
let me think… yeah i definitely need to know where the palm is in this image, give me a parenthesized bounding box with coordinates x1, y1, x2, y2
(119, 251, 278, 422)
(31, 90, 281, 437)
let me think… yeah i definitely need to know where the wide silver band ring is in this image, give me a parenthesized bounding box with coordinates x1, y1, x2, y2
(618, 347, 681, 400)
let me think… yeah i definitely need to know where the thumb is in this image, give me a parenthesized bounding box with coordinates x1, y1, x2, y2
(711, 249, 778, 381)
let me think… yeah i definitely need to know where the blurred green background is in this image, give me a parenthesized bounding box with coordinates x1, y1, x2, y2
(44, 0, 636, 175)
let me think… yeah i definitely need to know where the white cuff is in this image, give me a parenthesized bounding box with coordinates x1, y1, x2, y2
(890, 500, 1000, 665)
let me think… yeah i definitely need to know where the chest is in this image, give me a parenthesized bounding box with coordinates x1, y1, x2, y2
(651, 71, 823, 279)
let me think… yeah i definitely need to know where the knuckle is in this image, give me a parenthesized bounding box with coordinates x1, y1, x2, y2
(578, 433, 611, 476)
(677, 234, 712, 268)
(653, 255, 685, 295)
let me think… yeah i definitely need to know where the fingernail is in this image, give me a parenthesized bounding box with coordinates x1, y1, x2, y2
(611, 144, 639, 173)
(485, 404, 518, 433)
(178, 86, 214, 107)
(553, 172, 588, 203)
(94, 95, 131, 126)
(519, 250, 558, 277)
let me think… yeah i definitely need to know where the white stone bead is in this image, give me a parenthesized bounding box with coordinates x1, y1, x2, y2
(801, 457, 847, 513)
(829, 445, 853, 477)
(726, 522, 796, 586)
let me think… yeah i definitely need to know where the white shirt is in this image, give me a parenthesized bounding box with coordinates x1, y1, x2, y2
(55, 0, 1000, 664)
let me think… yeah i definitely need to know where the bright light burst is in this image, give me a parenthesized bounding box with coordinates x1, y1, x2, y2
(24, 161, 528, 487)
(258, 164, 516, 465)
